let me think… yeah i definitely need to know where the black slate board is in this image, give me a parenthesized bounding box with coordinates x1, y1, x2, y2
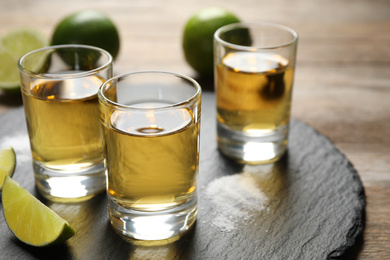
(0, 92, 365, 260)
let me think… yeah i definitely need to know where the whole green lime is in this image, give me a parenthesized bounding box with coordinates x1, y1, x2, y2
(51, 10, 120, 60)
(182, 7, 241, 77)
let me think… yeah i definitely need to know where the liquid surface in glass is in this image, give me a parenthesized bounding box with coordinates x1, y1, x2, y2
(104, 101, 199, 212)
(216, 52, 294, 135)
(21, 75, 105, 171)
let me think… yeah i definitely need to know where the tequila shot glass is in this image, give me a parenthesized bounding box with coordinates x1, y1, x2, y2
(214, 22, 298, 164)
(18, 44, 113, 202)
(98, 71, 201, 242)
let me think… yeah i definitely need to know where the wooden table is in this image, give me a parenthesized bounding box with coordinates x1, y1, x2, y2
(0, 0, 389, 259)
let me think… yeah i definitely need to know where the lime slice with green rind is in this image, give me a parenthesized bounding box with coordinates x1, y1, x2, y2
(0, 28, 48, 93)
(0, 147, 16, 190)
(0, 50, 19, 92)
(2, 176, 75, 247)
(1, 28, 48, 60)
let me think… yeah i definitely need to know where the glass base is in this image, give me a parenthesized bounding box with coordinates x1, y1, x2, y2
(217, 121, 289, 164)
(108, 195, 197, 243)
(33, 161, 106, 203)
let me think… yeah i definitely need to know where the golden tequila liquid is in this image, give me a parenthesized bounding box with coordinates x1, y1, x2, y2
(216, 52, 294, 135)
(21, 75, 105, 171)
(104, 102, 199, 212)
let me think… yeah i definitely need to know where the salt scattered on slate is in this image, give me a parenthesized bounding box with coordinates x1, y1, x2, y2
(206, 172, 268, 232)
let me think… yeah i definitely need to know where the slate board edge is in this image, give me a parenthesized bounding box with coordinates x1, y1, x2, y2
(291, 118, 366, 259)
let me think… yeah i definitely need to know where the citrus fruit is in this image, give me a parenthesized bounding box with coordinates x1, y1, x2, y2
(0, 28, 48, 93)
(51, 10, 120, 60)
(182, 7, 241, 77)
(2, 176, 75, 247)
(0, 147, 16, 190)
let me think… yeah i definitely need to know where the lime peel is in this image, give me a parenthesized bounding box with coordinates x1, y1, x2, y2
(0, 147, 16, 190)
(51, 10, 120, 60)
(182, 7, 241, 77)
(2, 176, 75, 247)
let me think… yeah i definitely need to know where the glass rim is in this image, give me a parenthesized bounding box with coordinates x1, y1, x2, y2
(17, 44, 113, 79)
(98, 70, 202, 110)
(214, 21, 298, 51)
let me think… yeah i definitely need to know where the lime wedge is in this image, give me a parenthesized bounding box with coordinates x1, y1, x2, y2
(0, 28, 48, 93)
(0, 147, 16, 190)
(2, 176, 75, 247)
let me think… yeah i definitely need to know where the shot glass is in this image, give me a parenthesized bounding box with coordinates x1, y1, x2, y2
(214, 22, 298, 164)
(18, 44, 113, 202)
(98, 71, 201, 242)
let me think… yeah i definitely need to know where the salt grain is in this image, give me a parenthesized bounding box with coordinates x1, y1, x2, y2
(205, 172, 268, 232)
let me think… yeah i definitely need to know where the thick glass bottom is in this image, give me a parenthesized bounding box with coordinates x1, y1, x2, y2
(217, 121, 289, 164)
(33, 161, 106, 203)
(108, 194, 197, 244)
